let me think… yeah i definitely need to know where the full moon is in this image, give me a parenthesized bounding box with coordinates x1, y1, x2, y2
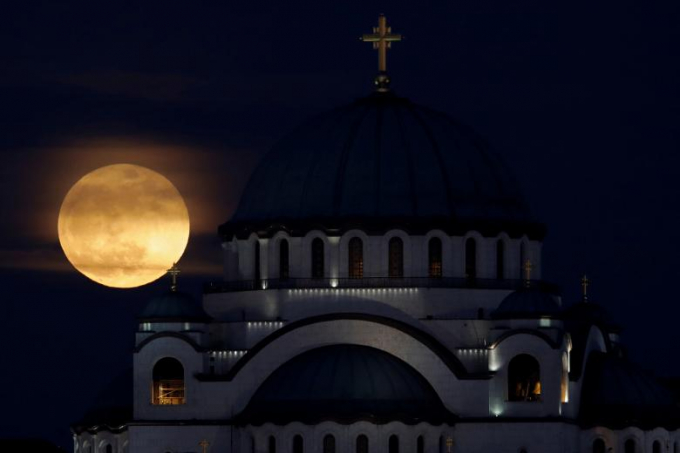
(58, 164, 190, 288)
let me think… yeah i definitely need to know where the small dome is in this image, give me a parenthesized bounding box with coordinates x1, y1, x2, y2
(138, 291, 210, 322)
(222, 92, 544, 239)
(236, 344, 455, 425)
(492, 286, 560, 319)
(580, 352, 680, 428)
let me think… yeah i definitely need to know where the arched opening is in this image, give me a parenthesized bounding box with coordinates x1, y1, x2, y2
(465, 238, 476, 279)
(268, 436, 276, 453)
(428, 237, 443, 278)
(438, 437, 443, 453)
(348, 237, 363, 279)
(496, 240, 504, 279)
(279, 239, 289, 280)
(624, 439, 636, 453)
(105, 445, 112, 453)
(251, 436, 256, 453)
(508, 354, 541, 402)
(675, 442, 679, 453)
(388, 435, 399, 453)
(293, 435, 303, 453)
(152, 357, 185, 405)
(388, 237, 404, 278)
(592, 439, 605, 453)
(417, 436, 424, 453)
(311, 238, 324, 279)
(653, 441, 662, 453)
(323, 435, 336, 453)
(254, 240, 261, 286)
(519, 242, 526, 279)
(356, 435, 368, 453)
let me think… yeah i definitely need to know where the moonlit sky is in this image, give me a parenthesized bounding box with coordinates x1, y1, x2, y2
(1, 1, 679, 449)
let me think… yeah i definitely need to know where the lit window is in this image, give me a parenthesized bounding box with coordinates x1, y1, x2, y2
(428, 238, 442, 278)
(508, 354, 541, 402)
(152, 357, 185, 405)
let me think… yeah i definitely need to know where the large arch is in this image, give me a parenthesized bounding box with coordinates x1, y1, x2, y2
(226, 314, 484, 415)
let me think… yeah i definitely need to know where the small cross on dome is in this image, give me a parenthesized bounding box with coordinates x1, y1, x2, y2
(168, 263, 180, 292)
(581, 274, 590, 302)
(361, 14, 402, 92)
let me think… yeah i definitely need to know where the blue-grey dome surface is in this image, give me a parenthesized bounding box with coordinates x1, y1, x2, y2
(580, 352, 680, 429)
(222, 92, 542, 239)
(492, 286, 561, 319)
(138, 291, 210, 322)
(236, 344, 455, 425)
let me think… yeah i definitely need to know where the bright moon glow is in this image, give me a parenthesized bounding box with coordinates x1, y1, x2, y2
(58, 164, 190, 288)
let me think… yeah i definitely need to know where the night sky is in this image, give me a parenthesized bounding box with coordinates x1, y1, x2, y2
(1, 1, 679, 449)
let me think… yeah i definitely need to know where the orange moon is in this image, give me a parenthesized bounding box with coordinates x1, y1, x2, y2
(58, 164, 190, 288)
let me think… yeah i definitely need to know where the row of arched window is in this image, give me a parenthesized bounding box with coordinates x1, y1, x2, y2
(264, 434, 445, 453)
(264, 237, 528, 280)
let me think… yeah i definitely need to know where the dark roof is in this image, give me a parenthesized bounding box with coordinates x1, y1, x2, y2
(221, 91, 543, 240)
(138, 290, 211, 322)
(579, 351, 680, 429)
(72, 369, 132, 434)
(492, 286, 561, 319)
(236, 344, 456, 425)
(0, 440, 67, 452)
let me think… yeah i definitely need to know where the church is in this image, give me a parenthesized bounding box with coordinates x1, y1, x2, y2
(72, 16, 680, 453)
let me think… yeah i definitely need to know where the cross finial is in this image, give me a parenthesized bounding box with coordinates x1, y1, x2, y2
(168, 263, 180, 292)
(361, 14, 402, 92)
(581, 274, 590, 302)
(199, 440, 210, 453)
(523, 259, 533, 287)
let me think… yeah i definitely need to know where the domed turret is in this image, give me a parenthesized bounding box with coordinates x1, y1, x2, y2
(221, 92, 543, 240)
(492, 286, 561, 319)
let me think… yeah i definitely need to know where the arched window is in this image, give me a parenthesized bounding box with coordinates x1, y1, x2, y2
(388, 237, 404, 278)
(624, 439, 636, 453)
(508, 354, 541, 402)
(674, 442, 678, 453)
(279, 239, 289, 280)
(438, 437, 443, 453)
(428, 237, 442, 278)
(251, 436, 256, 453)
(519, 242, 527, 279)
(254, 240, 261, 285)
(388, 435, 399, 453)
(593, 439, 605, 453)
(465, 238, 476, 279)
(496, 240, 504, 279)
(311, 238, 324, 279)
(323, 435, 336, 453)
(348, 237, 363, 279)
(653, 441, 662, 453)
(152, 357, 185, 405)
(417, 436, 424, 453)
(356, 435, 368, 453)
(105, 445, 112, 453)
(269, 436, 276, 453)
(293, 435, 303, 453)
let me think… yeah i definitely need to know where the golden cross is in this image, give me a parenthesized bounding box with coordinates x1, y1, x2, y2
(199, 440, 210, 453)
(361, 14, 402, 91)
(168, 263, 180, 292)
(523, 259, 533, 287)
(581, 274, 590, 301)
(446, 437, 454, 453)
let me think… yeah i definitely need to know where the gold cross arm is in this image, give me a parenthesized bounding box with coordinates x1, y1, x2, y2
(360, 14, 402, 74)
(168, 263, 180, 292)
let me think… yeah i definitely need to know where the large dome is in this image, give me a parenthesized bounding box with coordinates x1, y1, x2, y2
(236, 344, 455, 425)
(221, 92, 543, 239)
